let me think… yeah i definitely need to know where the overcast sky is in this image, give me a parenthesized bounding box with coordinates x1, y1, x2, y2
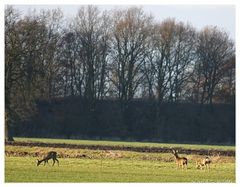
(12, 5, 235, 40)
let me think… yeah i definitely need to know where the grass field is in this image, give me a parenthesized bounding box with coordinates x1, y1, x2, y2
(14, 137, 235, 151)
(5, 137, 235, 182)
(5, 156, 235, 182)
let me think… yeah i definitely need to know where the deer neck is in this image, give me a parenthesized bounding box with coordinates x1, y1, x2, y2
(40, 158, 48, 162)
(174, 154, 180, 159)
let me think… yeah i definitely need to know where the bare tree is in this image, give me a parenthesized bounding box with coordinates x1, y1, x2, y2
(93, 11, 112, 100)
(146, 19, 196, 104)
(5, 7, 63, 140)
(195, 26, 234, 104)
(14, 15, 49, 116)
(39, 9, 63, 99)
(70, 6, 111, 109)
(211, 55, 235, 104)
(5, 6, 235, 141)
(57, 31, 80, 97)
(140, 42, 156, 99)
(5, 6, 21, 141)
(109, 7, 152, 106)
(169, 21, 196, 102)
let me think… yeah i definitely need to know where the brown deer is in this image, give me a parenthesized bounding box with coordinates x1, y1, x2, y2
(172, 149, 188, 169)
(196, 156, 211, 170)
(37, 151, 59, 166)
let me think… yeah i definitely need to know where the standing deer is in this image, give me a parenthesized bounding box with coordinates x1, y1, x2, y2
(172, 149, 188, 169)
(196, 156, 211, 170)
(37, 151, 59, 166)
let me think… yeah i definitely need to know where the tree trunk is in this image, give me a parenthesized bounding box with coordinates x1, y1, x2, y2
(5, 111, 14, 142)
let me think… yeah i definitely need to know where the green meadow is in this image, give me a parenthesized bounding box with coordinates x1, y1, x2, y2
(5, 138, 235, 182)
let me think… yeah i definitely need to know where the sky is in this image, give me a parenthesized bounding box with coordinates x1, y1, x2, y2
(12, 4, 236, 40)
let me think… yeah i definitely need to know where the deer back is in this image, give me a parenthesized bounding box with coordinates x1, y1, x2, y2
(45, 151, 57, 160)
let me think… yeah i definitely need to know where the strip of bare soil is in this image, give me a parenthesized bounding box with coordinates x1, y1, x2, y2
(5, 141, 235, 156)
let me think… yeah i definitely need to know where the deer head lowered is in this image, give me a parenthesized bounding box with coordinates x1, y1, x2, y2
(196, 156, 211, 170)
(37, 151, 59, 166)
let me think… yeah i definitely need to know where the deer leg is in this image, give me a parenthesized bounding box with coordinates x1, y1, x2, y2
(55, 158, 59, 166)
(52, 159, 55, 166)
(207, 164, 210, 171)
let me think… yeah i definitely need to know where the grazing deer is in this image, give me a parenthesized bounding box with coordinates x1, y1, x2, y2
(37, 151, 59, 166)
(196, 156, 211, 170)
(172, 149, 188, 169)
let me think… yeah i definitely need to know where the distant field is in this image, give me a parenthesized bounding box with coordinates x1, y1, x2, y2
(5, 137, 235, 182)
(14, 137, 235, 151)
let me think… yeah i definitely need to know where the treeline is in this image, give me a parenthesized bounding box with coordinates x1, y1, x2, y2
(15, 97, 235, 144)
(5, 6, 235, 142)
